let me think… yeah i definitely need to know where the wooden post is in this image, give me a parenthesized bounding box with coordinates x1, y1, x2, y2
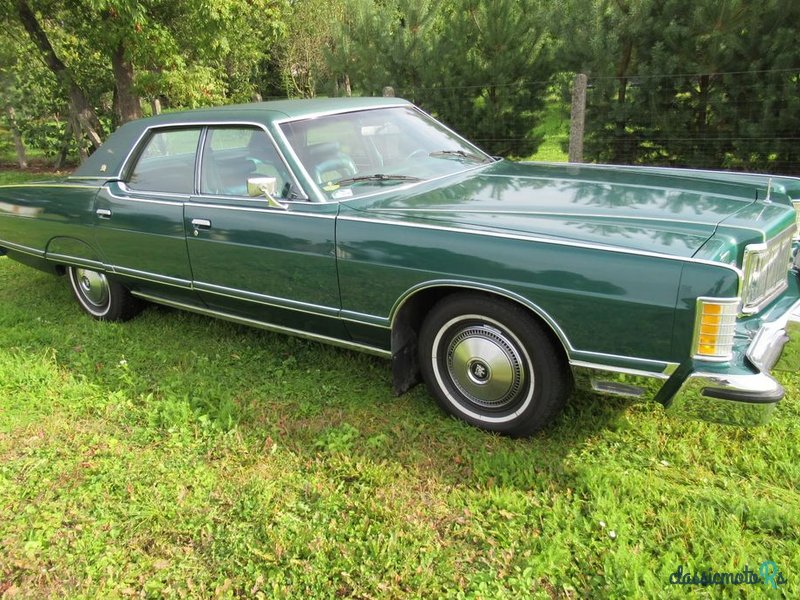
(568, 73, 587, 163)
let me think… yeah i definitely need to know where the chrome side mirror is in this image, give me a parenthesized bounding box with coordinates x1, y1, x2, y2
(247, 176, 287, 209)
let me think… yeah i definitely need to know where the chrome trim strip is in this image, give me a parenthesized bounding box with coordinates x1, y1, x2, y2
(271, 103, 410, 124)
(487, 172, 760, 204)
(110, 266, 193, 290)
(0, 239, 44, 257)
(45, 253, 105, 270)
(104, 184, 186, 205)
(571, 350, 680, 371)
(569, 360, 671, 379)
(369, 207, 782, 232)
(187, 202, 335, 217)
(131, 291, 392, 358)
(193, 281, 340, 318)
(0, 183, 100, 190)
(339, 310, 391, 329)
(388, 279, 573, 353)
(570, 361, 670, 402)
(340, 215, 746, 274)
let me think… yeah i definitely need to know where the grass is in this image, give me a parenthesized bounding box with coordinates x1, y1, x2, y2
(1, 168, 799, 598)
(529, 92, 570, 163)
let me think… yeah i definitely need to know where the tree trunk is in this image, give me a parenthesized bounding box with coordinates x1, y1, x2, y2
(111, 41, 141, 124)
(15, 0, 104, 152)
(54, 120, 73, 170)
(4, 105, 28, 169)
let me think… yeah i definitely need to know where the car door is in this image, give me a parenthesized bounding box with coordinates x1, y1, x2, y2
(185, 125, 346, 338)
(93, 126, 199, 303)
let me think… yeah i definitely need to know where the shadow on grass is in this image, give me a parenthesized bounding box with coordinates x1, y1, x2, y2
(4, 261, 638, 495)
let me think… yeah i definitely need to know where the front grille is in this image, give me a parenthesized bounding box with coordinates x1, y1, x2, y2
(741, 227, 794, 314)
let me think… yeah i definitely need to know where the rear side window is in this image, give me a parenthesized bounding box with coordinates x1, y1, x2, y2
(128, 129, 201, 194)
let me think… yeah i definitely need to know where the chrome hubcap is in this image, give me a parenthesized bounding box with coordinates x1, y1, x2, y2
(446, 324, 525, 409)
(74, 268, 109, 307)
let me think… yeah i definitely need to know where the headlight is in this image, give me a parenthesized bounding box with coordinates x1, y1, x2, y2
(692, 297, 739, 361)
(793, 200, 800, 240)
(740, 228, 793, 314)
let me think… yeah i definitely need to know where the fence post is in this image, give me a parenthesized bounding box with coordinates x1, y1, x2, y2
(568, 73, 587, 163)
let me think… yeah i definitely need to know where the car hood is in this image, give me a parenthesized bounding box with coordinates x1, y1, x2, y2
(346, 161, 782, 258)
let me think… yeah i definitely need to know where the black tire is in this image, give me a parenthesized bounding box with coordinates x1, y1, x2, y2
(67, 266, 142, 321)
(418, 293, 570, 436)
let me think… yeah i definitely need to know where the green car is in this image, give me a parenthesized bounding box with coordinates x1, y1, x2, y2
(1, 97, 799, 436)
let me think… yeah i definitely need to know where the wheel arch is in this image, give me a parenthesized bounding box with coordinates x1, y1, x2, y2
(45, 236, 107, 276)
(388, 280, 572, 395)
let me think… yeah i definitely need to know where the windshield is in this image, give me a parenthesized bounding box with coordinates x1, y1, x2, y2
(279, 106, 493, 199)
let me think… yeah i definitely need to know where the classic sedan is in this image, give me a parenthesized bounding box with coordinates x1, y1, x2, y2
(1, 97, 799, 436)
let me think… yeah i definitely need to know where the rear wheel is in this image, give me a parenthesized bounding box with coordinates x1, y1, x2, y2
(67, 266, 142, 321)
(418, 294, 569, 436)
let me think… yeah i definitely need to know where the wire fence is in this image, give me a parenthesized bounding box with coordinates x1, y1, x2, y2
(396, 69, 800, 175)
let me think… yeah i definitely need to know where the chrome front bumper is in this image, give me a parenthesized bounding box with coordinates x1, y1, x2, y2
(667, 299, 800, 426)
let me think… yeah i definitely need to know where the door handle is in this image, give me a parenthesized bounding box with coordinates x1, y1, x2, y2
(191, 218, 212, 235)
(96, 208, 112, 218)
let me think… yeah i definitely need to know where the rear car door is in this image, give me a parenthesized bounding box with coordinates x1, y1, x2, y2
(93, 127, 199, 302)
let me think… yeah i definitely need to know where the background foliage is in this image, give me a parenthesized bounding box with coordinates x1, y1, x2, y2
(1, 0, 799, 171)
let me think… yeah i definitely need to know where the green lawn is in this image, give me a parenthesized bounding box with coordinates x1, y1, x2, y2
(1, 169, 798, 597)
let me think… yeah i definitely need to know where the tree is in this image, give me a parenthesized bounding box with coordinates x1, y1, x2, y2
(11, 0, 106, 150)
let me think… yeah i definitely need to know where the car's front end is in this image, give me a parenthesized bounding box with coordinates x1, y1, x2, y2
(664, 210, 800, 425)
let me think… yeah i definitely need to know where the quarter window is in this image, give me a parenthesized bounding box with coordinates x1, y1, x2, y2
(127, 129, 201, 194)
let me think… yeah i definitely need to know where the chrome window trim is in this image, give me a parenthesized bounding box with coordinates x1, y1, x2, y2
(338, 215, 746, 276)
(195, 124, 308, 202)
(115, 120, 311, 199)
(130, 291, 392, 358)
(105, 183, 187, 205)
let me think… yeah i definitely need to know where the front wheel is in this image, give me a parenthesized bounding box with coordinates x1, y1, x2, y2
(418, 294, 570, 436)
(67, 266, 142, 321)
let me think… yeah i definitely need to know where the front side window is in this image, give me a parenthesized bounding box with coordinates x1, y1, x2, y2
(200, 127, 296, 200)
(279, 106, 493, 199)
(127, 128, 201, 194)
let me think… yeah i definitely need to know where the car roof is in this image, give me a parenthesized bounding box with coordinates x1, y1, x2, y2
(71, 97, 411, 179)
